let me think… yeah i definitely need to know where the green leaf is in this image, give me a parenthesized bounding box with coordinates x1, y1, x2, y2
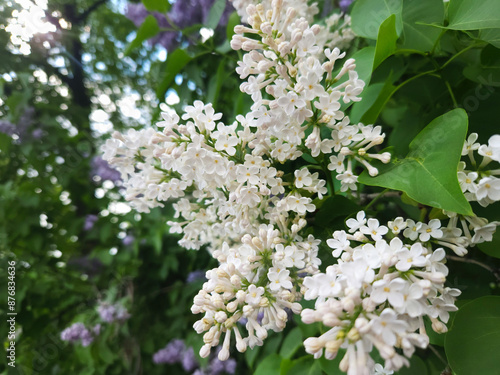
(318, 351, 345, 374)
(359, 109, 473, 215)
(396, 355, 429, 375)
(315, 195, 359, 228)
(463, 65, 500, 87)
(479, 28, 500, 48)
(206, 0, 226, 30)
(142, 0, 171, 13)
(125, 15, 160, 55)
(360, 75, 397, 124)
(280, 358, 294, 375)
(350, 47, 376, 86)
(401, 0, 445, 51)
(285, 356, 322, 375)
(351, 0, 403, 39)
(226, 11, 240, 41)
(477, 230, 500, 258)
(351, 83, 385, 123)
(448, 0, 500, 30)
(279, 328, 303, 359)
(374, 15, 398, 70)
(445, 296, 500, 375)
(254, 354, 282, 375)
(245, 345, 261, 369)
(207, 58, 229, 104)
(156, 49, 192, 98)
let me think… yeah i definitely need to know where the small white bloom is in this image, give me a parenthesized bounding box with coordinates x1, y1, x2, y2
(387, 217, 407, 234)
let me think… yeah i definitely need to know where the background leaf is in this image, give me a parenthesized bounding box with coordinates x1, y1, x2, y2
(254, 353, 282, 375)
(373, 15, 398, 70)
(359, 109, 473, 215)
(142, 0, 171, 13)
(448, 0, 500, 30)
(401, 0, 445, 51)
(156, 49, 193, 99)
(206, 0, 226, 29)
(125, 15, 160, 55)
(279, 327, 303, 360)
(445, 296, 500, 375)
(351, 0, 403, 39)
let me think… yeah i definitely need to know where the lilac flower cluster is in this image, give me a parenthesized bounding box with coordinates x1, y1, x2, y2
(60, 323, 100, 347)
(83, 214, 98, 231)
(153, 340, 236, 375)
(97, 302, 131, 323)
(339, 0, 355, 12)
(61, 303, 129, 346)
(0, 107, 42, 141)
(91, 156, 121, 183)
(125, 0, 234, 51)
(187, 270, 207, 283)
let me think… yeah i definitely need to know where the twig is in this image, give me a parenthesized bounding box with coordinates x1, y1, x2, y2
(447, 255, 500, 282)
(359, 191, 401, 205)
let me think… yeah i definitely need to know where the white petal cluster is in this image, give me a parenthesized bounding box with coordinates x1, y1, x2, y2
(459, 133, 500, 207)
(192, 223, 321, 360)
(301, 211, 460, 375)
(230, 1, 388, 192)
(99, 1, 500, 372)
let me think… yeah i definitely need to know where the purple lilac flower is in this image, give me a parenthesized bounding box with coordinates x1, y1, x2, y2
(209, 357, 226, 375)
(61, 323, 87, 342)
(0, 120, 16, 136)
(339, 0, 355, 12)
(84, 214, 98, 231)
(181, 347, 198, 372)
(187, 270, 207, 283)
(122, 234, 135, 246)
(223, 358, 237, 374)
(208, 354, 237, 375)
(153, 339, 186, 364)
(93, 324, 102, 335)
(97, 302, 130, 323)
(80, 329, 94, 347)
(125, 0, 234, 51)
(97, 304, 116, 323)
(91, 156, 121, 183)
(0, 107, 40, 141)
(60, 322, 97, 346)
(31, 128, 44, 139)
(115, 306, 131, 321)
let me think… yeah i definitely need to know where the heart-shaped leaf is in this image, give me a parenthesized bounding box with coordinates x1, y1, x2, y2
(351, 0, 403, 39)
(445, 296, 500, 375)
(359, 109, 473, 215)
(448, 0, 500, 30)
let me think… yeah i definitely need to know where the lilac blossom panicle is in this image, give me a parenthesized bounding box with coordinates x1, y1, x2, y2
(97, 302, 131, 323)
(182, 347, 198, 372)
(91, 156, 121, 183)
(0, 120, 16, 136)
(122, 234, 135, 246)
(60, 322, 96, 347)
(84, 214, 98, 231)
(187, 270, 207, 283)
(0, 107, 39, 141)
(153, 339, 186, 364)
(339, 0, 355, 12)
(153, 339, 237, 374)
(125, 0, 233, 51)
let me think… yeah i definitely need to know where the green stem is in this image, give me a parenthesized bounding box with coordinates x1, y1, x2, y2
(441, 42, 479, 70)
(363, 188, 389, 211)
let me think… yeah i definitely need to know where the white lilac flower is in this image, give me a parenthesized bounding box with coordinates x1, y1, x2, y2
(387, 217, 407, 234)
(300, 212, 461, 374)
